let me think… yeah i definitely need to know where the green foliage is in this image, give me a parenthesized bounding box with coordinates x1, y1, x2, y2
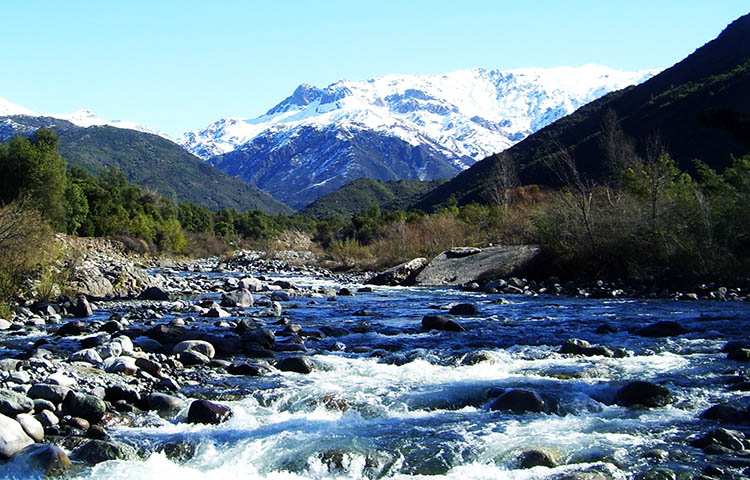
(68, 166, 188, 254)
(0, 200, 57, 302)
(0, 129, 67, 228)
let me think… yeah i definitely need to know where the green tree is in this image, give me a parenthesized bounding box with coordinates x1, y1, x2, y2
(0, 130, 67, 229)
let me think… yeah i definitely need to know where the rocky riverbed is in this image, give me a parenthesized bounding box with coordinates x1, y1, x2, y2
(1, 247, 750, 479)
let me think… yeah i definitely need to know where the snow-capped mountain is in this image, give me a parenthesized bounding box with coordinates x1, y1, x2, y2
(0, 97, 172, 140)
(50, 109, 172, 139)
(184, 65, 658, 207)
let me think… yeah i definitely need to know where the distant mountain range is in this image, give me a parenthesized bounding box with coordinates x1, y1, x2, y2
(415, 12, 750, 211)
(0, 98, 172, 139)
(183, 65, 657, 208)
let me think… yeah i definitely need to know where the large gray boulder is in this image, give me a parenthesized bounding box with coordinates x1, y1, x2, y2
(221, 288, 254, 308)
(0, 413, 34, 459)
(0, 390, 34, 417)
(367, 258, 428, 286)
(173, 340, 216, 359)
(414, 245, 540, 287)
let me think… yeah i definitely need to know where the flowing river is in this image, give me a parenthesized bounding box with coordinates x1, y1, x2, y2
(5, 268, 750, 479)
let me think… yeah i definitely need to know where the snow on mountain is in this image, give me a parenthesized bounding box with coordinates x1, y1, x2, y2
(183, 65, 659, 165)
(0, 97, 37, 116)
(51, 109, 173, 140)
(0, 97, 173, 141)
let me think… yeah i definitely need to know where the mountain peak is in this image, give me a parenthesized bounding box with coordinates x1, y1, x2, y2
(266, 83, 323, 115)
(185, 65, 657, 208)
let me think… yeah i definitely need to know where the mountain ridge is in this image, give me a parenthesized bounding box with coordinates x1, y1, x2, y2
(0, 115, 291, 214)
(188, 65, 657, 207)
(414, 13, 750, 211)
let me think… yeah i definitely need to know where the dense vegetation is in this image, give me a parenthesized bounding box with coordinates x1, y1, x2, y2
(0, 116, 291, 213)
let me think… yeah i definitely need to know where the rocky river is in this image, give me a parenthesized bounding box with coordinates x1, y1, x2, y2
(1, 250, 750, 479)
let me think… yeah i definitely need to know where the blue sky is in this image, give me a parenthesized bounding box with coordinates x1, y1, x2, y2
(1, 1, 748, 137)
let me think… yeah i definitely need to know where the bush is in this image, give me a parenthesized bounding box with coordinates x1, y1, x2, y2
(0, 200, 58, 302)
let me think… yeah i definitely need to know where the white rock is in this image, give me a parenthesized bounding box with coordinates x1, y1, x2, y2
(172, 340, 215, 359)
(70, 349, 103, 365)
(111, 336, 134, 355)
(14, 413, 43, 442)
(103, 356, 138, 375)
(0, 413, 34, 459)
(46, 373, 76, 388)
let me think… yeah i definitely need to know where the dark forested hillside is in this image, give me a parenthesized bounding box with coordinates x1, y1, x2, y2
(300, 177, 446, 218)
(417, 13, 750, 211)
(0, 116, 291, 214)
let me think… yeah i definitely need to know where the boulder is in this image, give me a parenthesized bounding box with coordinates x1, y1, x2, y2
(239, 277, 263, 292)
(173, 340, 216, 359)
(220, 288, 254, 308)
(448, 303, 479, 315)
(277, 356, 315, 374)
(111, 335, 134, 355)
(489, 389, 549, 414)
(261, 301, 282, 317)
(690, 428, 746, 452)
(146, 324, 187, 344)
(517, 448, 560, 468)
(72, 439, 137, 465)
(700, 404, 745, 422)
(270, 291, 291, 302)
(202, 306, 231, 318)
(14, 413, 44, 442)
(235, 318, 260, 334)
(70, 348, 103, 365)
(414, 245, 540, 287)
(135, 357, 163, 377)
(422, 315, 465, 332)
(615, 381, 671, 408)
(70, 295, 93, 318)
(560, 338, 591, 355)
(187, 400, 232, 424)
(728, 348, 750, 361)
(27, 383, 70, 405)
(103, 356, 138, 375)
(138, 286, 170, 301)
(143, 393, 184, 413)
(0, 390, 34, 417)
(636, 321, 688, 338)
(722, 340, 750, 354)
(56, 321, 87, 336)
(63, 392, 106, 424)
(0, 413, 34, 459)
(104, 385, 141, 405)
(367, 257, 428, 286)
(226, 363, 266, 376)
(8, 444, 71, 476)
(179, 350, 210, 366)
(133, 336, 163, 353)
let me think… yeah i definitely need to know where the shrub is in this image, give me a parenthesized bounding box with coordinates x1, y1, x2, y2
(0, 200, 58, 301)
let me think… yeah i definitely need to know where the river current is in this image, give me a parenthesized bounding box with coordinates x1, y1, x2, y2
(18, 271, 750, 479)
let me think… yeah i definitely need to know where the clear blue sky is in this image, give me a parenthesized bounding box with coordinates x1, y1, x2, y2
(1, 1, 747, 137)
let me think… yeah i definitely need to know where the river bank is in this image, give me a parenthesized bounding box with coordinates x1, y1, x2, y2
(1, 243, 750, 479)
